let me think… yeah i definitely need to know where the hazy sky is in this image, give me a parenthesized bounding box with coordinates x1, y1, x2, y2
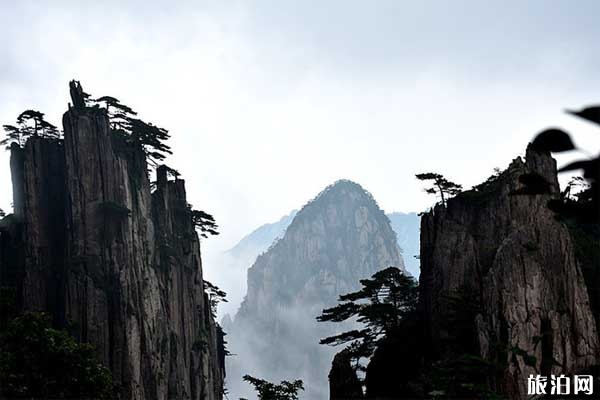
(1, 1, 600, 282)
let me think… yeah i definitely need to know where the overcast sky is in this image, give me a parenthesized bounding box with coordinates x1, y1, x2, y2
(1, 1, 600, 283)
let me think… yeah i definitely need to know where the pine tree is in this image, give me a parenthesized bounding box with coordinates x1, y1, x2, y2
(189, 206, 219, 238)
(317, 267, 417, 370)
(241, 375, 304, 400)
(415, 172, 462, 206)
(203, 280, 227, 318)
(1, 110, 60, 149)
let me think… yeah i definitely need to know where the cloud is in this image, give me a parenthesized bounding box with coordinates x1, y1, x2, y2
(1, 0, 599, 294)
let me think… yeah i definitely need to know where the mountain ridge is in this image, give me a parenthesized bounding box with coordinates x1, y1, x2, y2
(227, 179, 405, 399)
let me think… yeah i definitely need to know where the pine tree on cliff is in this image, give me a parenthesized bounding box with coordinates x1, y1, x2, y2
(1, 110, 60, 149)
(79, 81, 172, 167)
(415, 172, 462, 206)
(241, 375, 304, 400)
(126, 117, 172, 166)
(94, 95, 137, 131)
(317, 267, 417, 372)
(189, 206, 219, 238)
(204, 280, 227, 318)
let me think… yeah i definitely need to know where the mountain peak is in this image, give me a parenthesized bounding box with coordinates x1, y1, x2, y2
(310, 179, 376, 203)
(228, 179, 404, 399)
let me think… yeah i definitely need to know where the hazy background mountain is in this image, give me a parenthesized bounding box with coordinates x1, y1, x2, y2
(225, 180, 405, 399)
(213, 210, 419, 320)
(211, 210, 297, 317)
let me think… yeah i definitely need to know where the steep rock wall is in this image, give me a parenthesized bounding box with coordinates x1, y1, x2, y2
(2, 87, 224, 399)
(419, 146, 599, 397)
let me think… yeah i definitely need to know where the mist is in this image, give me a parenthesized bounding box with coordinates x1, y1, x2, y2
(2, 2, 600, 399)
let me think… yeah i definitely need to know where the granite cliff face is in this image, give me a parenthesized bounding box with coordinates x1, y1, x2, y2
(418, 146, 599, 397)
(0, 84, 224, 399)
(228, 180, 404, 399)
(215, 209, 419, 319)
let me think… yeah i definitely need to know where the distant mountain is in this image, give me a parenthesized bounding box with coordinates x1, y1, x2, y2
(215, 206, 420, 319)
(214, 211, 297, 316)
(387, 212, 420, 277)
(227, 210, 298, 260)
(226, 180, 405, 399)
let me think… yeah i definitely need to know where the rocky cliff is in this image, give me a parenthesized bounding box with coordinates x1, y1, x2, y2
(0, 83, 224, 399)
(417, 146, 599, 397)
(215, 209, 419, 319)
(227, 180, 404, 399)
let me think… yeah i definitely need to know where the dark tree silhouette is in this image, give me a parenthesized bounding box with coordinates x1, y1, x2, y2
(0, 125, 26, 149)
(415, 172, 462, 206)
(1, 110, 60, 149)
(317, 267, 417, 372)
(529, 105, 599, 224)
(76, 82, 171, 167)
(189, 206, 219, 238)
(0, 312, 113, 399)
(163, 165, 180, 180)
(0, 208, 5, 218)
(123, 117, 172, 167)
(242, 375, 304, 400)
(94, 95, 137, 131)
(203, 280, 227, 318)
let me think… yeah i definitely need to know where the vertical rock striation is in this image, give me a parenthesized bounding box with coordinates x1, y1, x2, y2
(419, 146, 599, 397)
(1, 83, 224, 399)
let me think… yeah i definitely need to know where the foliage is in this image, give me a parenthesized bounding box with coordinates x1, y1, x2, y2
(0, 208, 5, 218)
(415, 172, 462, 206)
(87, 88, 172, 167)
(1, 109, 60, 149)
(204, 279, 227, 318)
(1, 83, 173, 167)
(0, 312, 113, 399)
(94, 95, 137, 130)
(529, 105, 599, 224)
(426, 288, 505, 399)
(163, 165, 180, 180)
(459, 167, 505, 206)
(472, 167, 502, 191)
(216, 323, 231, 357)
(189, 205, 220, 238)
(439, 287, 481, 355)
(241, 374, 304, 400)
(126, 117, 172, 166)
(317, 267, 417, 371)
(0, 287, 17, 329)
